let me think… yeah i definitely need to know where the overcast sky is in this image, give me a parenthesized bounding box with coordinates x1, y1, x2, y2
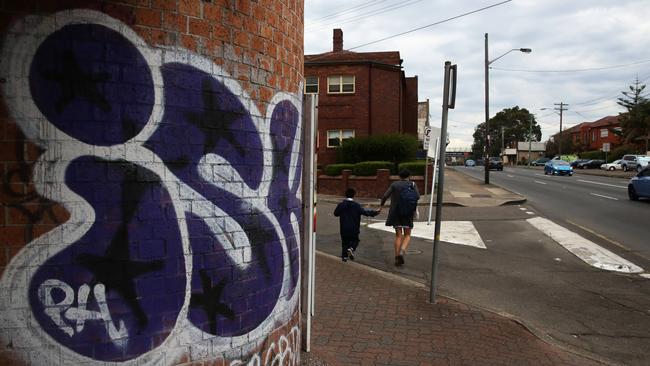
(304, 0, 650, 149)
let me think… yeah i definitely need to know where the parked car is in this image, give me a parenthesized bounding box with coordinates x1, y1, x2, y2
(621, 154, 646, 172)
(570, 159, 590, 168)
(576, 159, 606, 169)
(628, 166, 650, 200)
(544, 160, 573, 176)
(531, 157, 550, 166)
(465, 159, 476, 167)
(636, 156, 650, 172)
(600, 159, 622, 171)
(476, 158, 484, 167)
(488, 157, 503, 171)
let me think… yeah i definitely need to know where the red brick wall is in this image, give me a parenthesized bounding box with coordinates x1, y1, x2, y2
(0, 1, 303, 365)
(403, 76, 419, 136)
(317, 167, 435, 199)
(305, 62, 411, 166)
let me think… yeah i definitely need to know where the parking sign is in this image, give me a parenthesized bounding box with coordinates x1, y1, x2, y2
(423, 126, 431, 150)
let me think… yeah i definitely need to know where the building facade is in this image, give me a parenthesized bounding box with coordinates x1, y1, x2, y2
(304, 29, 418, 166)
(559, 116, 622, 152)
(1, 1, 303, 365)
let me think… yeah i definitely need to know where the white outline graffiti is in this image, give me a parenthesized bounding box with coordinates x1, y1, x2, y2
(230, 326, 300, 366)
(0, 9, 302, 366)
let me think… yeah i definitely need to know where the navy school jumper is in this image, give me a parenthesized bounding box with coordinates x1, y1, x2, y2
(333, 198, 380, 258)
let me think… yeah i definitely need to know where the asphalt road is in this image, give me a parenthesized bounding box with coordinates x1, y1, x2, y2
(455, 166, 650, 265)
(316, 200, 650, 365)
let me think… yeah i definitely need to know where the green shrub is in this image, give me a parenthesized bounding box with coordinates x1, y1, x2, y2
(398, 161, 427, 176)
(578, 150, 605, 160)
(324, 163, 354, 176)
(352, 161, 394, 176)
(336, 133, 418, 164)
(609, 143, 642, 162)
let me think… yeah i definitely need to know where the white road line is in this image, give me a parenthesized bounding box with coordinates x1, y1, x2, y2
(526, 212, 535, 215)
(527, 217, 643, 274)
(368, 221, 486, 249)
(507, 174, 514, 178)
(589, 193, 618, 201)
(534, 180, 547, 185)
(577, 179, 627, 189)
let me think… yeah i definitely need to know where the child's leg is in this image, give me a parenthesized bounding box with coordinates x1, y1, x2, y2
(341, 237, 350, 260)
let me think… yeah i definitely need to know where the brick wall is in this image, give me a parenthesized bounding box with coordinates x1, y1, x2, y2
(317, 168, 435, 199)
(0, 1, 303, 365)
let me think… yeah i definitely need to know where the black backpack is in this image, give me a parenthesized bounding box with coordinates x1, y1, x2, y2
(397, 182, 418, 216)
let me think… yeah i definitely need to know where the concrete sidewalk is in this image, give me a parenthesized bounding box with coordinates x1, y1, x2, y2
(318, 169, 525, 208)
(303, 252, 600, 366)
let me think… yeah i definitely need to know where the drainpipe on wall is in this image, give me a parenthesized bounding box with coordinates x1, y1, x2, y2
(368, 64, 372, 135)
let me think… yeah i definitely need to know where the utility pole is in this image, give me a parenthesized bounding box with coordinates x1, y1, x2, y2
(528, 116, 532, 166)
(554, 102, 568, 158)
(484, 33, 490, 184)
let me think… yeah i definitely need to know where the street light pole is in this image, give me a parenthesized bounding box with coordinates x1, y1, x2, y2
(484, 33, 490, 184)
(555, 102, 568, 159)
(528, 116, 532, 166)
(484, 33, 531, 184)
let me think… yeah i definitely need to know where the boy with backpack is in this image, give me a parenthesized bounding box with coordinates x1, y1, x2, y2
(334, 188, 381, 262)
(380, 169, 420, 266)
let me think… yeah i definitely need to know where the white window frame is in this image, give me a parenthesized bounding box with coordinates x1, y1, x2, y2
(327, 75, 355, 94)
(600, 128, 608, 138)
(326, 129, 355, 148)
(305, 76, 319, 94)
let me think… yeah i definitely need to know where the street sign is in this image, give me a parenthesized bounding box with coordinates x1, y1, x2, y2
(423, 126, 432, 150)
(602, 142, 610, 152)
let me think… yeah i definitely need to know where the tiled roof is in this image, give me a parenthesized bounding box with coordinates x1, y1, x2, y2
(305, 50, 401, 66)
(589, 115, 620, 128)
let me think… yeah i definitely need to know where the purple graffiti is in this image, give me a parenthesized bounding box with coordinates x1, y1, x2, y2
(29, 24, 153, 146)
(29, 157, 185, 361)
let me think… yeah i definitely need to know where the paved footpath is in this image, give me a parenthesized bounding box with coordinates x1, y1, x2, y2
(306, 252, 602, 366)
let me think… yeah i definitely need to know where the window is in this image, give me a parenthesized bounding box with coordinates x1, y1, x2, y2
(327, 75, 355, 94)
(600, 128, 608, 138)
(592, 131, 596, 142)
(305, 76, 318, 94)
(327, 129, 354, 147)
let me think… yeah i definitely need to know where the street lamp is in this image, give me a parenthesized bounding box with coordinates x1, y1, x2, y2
(484, 33, 531, 184)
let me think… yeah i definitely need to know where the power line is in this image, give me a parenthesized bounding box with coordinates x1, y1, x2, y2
(490, 59, 650, 73)
(308, 0, 389, 25)
(348, 0, 512, 51)
(309, 0, 424, 32)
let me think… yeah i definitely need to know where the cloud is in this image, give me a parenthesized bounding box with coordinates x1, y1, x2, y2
(305, 0, 650, 148)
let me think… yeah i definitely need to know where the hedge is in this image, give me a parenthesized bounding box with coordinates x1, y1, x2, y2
(352, 161, 394, 176)
(336, 133, 418, 164)
(324, 163, 354, 176)
(398, 161, 427, 176)
(578, 150, 605, 160)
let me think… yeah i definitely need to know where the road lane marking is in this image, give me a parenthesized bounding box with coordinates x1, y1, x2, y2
(534, 180, 547, 185)
(577, 179, 627, 189)
(565, 219, 633, 252)
(589, 193, 618, 200)
(368, 221, 486, 249)
(527, 217, 643, 274)
(507, 174, 514, 178)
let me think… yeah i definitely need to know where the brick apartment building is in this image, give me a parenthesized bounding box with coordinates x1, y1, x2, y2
(304, 29, 419, 166)
(556, 116, 622, 152)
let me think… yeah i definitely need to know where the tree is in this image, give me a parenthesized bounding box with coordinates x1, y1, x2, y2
(471, 106, 542, 157)
(617, 77, 650, 151)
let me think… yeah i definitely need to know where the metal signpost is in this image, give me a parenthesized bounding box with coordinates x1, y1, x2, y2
(603, 142, 610, 163)
(423, 126, 432, 199)
(301, 94, 317, 351)
(430, 61, 456, 303)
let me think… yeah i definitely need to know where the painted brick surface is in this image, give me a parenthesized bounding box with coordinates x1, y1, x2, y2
(0, 1, 303, 365)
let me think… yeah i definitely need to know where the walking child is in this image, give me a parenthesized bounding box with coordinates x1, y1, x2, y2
(333, 188, 381, 262)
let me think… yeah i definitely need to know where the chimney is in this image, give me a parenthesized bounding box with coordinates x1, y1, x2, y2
(333, 29, 343, 52)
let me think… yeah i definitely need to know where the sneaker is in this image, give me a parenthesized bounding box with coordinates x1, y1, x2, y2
(395, 256, 402, 266)
(347, 248, 355, 260)
(342, 257, 348, 262)
(398, 255, 404, 265)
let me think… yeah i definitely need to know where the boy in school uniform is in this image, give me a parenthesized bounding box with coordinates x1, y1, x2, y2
(333, 188, 381, 262)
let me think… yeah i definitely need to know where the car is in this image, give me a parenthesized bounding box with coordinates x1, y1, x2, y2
(628, 166, 650, 200)
(476, 158, 484, 166)
(636, 156, 650, 172)
(488, 157, 503, 171)
(544, 159, 573, 176)
(621, 154, 646, 172)
(531, 158, 550, 166)
(576, 159, 606, 169)
(600, 159, 622, 171)
(465, 159, 476, 167)
(570, 159, 590, 168)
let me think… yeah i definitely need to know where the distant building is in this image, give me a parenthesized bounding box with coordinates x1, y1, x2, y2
(502, 141, 546, 164)
(554, 116, 622, 152)
(304, 29, 419, 166)
(418, 99, 430, 143)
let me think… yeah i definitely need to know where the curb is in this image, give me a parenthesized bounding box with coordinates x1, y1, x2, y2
(449, 167, 528, 206)
(315, 250, 618, 366)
